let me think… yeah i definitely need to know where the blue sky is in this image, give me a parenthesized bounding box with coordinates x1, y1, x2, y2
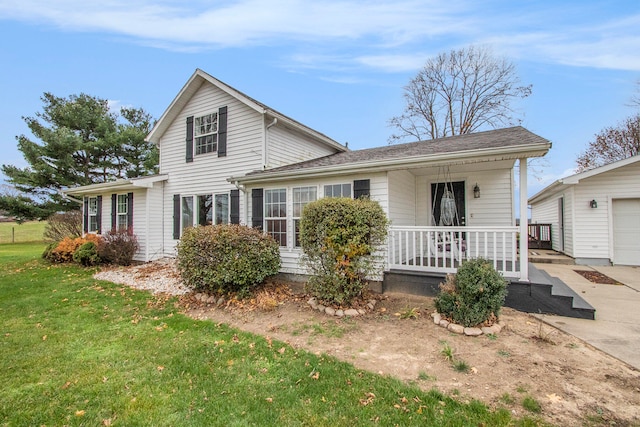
(0, 0, 638, 199)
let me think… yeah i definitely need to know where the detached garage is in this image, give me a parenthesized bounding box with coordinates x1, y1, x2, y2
(529, 156, 640, 266)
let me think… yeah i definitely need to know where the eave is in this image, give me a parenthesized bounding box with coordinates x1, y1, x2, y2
(63, 175, 168, 196)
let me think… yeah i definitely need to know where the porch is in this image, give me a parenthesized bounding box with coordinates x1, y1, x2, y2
(388, 225, 522, 279)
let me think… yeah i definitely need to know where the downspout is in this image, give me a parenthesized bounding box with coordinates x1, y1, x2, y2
(233, 181, 248, 226)
(264, 117, 278, 170)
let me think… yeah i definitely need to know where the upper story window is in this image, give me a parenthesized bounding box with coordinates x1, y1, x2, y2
(194, 113, 218, 155)
(324, 183, 351, 198)
(293, 186, 317, 247)
(88, 197, 99, 233)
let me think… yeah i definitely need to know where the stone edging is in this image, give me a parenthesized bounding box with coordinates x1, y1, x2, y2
(307, 297, 376, 317)
(431, 312, 504, 336)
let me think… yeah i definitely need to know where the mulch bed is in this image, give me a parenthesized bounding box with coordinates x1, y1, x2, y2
(574, 270, 623, 285)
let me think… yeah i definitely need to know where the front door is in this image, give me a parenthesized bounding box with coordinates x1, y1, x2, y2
(431, 181, 466, 226)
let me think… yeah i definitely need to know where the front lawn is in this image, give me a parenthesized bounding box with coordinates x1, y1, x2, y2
(0, 243, 536, 426)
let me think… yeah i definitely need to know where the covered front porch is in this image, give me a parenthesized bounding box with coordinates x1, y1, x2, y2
(384, 156, 531, 281)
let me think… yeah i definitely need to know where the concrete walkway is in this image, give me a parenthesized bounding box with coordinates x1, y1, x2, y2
(533, 263, 640, 370)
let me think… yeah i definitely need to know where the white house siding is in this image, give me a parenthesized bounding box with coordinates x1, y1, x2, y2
(530, 189, 570, 255)
(572, 161, 640, 264)
(245, 172, 388, 276)
(387, 170, 416, 226)
(143, 183, 165, 261)
(159, 81, 264, 255)
(267, 124, 338, 169)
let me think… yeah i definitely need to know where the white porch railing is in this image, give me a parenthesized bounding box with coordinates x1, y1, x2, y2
(388, 226, 520, 279)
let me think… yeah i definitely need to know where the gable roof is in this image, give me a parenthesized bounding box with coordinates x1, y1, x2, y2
(146, 69, 347, 153)
(529, 155, 640, 204)
(231, 126, 551, 184)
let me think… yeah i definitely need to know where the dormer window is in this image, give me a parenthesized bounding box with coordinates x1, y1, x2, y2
(194, 112, 218, 155)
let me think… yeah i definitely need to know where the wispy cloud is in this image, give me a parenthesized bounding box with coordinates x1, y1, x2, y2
(0, 0, 638, 73)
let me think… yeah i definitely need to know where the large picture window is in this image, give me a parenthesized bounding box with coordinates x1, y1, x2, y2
(293, 186, 317, 247)
(197, 194, 213, 226)
(265, 189, 287, 246)
(324, 183, 351, 198)
(215, 194, 229, 225)
(88, 197, 99, 233)
(182, 196, 194, 231)
(194, 112, 218, 155)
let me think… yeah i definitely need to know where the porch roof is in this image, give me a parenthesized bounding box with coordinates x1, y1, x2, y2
(63, 174, 168, 196)
(231, 126, 550, 184)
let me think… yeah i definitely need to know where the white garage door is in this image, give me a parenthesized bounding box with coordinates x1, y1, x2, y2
(613, 198, 640, 266)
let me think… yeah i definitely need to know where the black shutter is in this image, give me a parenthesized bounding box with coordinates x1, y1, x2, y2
(111, 194, 117, 232)
(186, 116, 194, 163)
(230, 189, 240, 224)
(96, 196, 103, 234)
(173, 194, 181, 239)
(353, 179, 370, 199)
(218, 106, 227, 157)
(127, 192, 134, 235)
(83, 197, 89, 234)
(251, 188, 263, 230)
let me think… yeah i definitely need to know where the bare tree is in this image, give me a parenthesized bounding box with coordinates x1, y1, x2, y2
(388, 46, 532, 143)
(576, 114, 640, 172)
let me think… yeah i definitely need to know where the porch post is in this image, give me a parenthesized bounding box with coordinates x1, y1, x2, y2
(519, 158, 529, 281)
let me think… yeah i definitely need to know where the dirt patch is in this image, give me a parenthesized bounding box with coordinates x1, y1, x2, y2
(574, 270, 623, 285)
(100, 262, 640, 426)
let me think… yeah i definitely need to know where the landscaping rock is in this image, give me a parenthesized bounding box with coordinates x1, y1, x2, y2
(317, 304, 326, 312)
(216, 297, 225, 307)
(448, 323, 465, 334)
(433, 313, 441, 324)
(464, 327, 483, 336)
(344, 309, 359, 317)
(439, 319, 450, 328)
(335, 309, 344, 318)
(325, 307, 336, 316)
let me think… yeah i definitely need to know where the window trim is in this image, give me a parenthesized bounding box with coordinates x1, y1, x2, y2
(264, 188, 287, 247)
(293, 186, 317, 247)
(194, 112, 218, 155)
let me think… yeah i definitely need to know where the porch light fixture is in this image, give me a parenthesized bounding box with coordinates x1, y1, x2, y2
(473, 183, 480, 199)
(589, 199, 598, 209)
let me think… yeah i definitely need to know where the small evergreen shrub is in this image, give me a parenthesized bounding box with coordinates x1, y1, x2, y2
(434, 258, 508, 327)
(300, 197, 389, 306)
(72, 242, 101, 266)
(98, 230, 139, 266)
(176, 224, 281, 296)
(44, 210, 82, 243)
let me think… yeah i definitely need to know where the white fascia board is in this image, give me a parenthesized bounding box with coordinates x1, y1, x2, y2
(231, 143, 550, 185)
(562, 155, 640, 184)
(528, 180, 567, 205)
(63, 175, 168, 195)
(266, 111, 348, 153)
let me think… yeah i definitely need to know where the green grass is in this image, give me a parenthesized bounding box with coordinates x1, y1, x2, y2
(0, 220, 46, 244)
(0, 243, 537, 426)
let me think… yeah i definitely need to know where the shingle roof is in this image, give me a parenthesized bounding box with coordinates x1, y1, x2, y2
(245, 126, 550, 178)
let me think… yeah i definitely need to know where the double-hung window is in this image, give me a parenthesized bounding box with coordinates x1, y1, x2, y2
(265, 189, 287, 246)
(324, 183, 351, 198)
(194, 113, 218, 155)
(293, 186, 317, 247)
(215, 194, 229, 225)
(117, 194, 128, 231)
(88, 197, 99, 233)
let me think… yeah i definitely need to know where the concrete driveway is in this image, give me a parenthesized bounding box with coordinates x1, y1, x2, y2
(533, 263, 640, 370)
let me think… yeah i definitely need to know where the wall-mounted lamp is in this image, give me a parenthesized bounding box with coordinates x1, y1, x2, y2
(473, 183, 481, 199)
(589, 199, 598, 209)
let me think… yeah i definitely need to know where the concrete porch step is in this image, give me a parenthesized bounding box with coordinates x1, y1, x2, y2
(528, 249, 575, 265)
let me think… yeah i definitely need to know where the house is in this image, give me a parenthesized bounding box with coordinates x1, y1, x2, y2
(529, 155, 640, 266)
(65, 69, 551, 285)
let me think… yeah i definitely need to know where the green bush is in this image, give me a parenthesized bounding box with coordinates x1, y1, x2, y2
(72, 242, 101, 266)
(98, 230, 139, 266)
(300, 197, 389, 306)
(434, 258, 508, 327)
(176, 224, 281, 297)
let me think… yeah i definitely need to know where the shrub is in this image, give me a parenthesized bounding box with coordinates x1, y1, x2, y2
(434, 258, 508, 327)
(44, 210, 82, 243)
(300, 197, 389, 306)
(45, 234, 102, 263)
(72, 242, 101, 266)
(176, 224, 281, 296)
(98, 230, 139, 266)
